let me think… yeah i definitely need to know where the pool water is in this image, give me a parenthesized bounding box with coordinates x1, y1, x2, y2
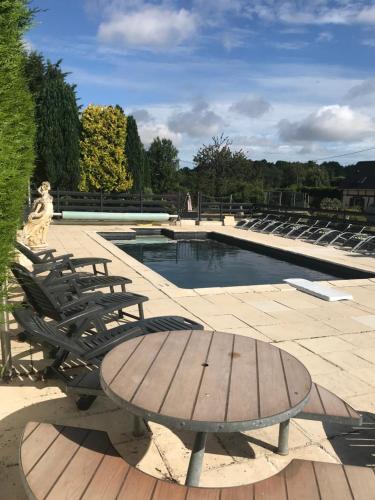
(116, 235, 340, 289)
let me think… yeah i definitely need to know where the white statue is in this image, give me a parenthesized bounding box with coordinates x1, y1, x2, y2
(22, 181, 54, 248)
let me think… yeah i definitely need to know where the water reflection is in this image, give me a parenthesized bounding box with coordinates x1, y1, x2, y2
(118, 238, 339, 289)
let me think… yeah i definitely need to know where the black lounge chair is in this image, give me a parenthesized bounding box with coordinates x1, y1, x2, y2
(31, 263, 131, 293)
(14, 308, 203, 409)
(11, 263, 148, 325)
(16, 241, 111, 276)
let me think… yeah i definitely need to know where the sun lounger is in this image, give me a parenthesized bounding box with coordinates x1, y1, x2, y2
(21, 421, 373, 499)
(14, 309, 203, 409)
(12, 263, 148, 323)
(16, 241, 111, 275)
(31, 264, 132, 293)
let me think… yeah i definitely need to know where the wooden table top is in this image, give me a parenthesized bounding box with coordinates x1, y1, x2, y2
(100, 330, 312, 432)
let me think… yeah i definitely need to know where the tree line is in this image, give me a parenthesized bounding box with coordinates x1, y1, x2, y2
(25, 51, 180, 194)
(25, 53, 357, 199)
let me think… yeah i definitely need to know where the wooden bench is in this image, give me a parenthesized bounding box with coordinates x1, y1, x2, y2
(296, 382, 362, 425)
(20, 421, 374, 499)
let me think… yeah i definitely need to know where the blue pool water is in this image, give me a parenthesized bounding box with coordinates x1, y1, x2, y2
(116, 235, 340, 289)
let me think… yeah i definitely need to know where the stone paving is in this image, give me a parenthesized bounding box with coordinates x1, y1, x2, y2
(2, 223, 375, 498)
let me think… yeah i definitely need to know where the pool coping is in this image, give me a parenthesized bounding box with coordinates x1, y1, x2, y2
(87, 227, 375, 296)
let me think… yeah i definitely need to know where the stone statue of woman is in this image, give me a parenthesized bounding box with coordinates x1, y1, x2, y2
(22, 181, 54, 248)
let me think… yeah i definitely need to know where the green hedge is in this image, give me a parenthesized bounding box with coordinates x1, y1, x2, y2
(0, 1, 35, 305)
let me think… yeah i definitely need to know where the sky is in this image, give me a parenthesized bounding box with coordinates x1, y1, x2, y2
(27, 0, 375, 166)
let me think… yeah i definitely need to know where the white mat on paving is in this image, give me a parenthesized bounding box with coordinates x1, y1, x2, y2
(284, 278, 353, 301)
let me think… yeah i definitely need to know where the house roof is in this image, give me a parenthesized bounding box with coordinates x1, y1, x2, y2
(340, 161, 375, 190)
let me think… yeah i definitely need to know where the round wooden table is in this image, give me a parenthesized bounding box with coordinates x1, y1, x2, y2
(100, 330, 312, 486)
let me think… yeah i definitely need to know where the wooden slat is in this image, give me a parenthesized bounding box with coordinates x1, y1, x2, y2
(193, 332, 234, 422)
(301, 383, 325, 415)
(313, 462, 353, 500)
(100, 335, 144, 386)
(280, 350, 311, 407)
(117, 467, 157, 500)
(152, 481, 187, 500)
(317, 385, 352, 418)
(107, 333, 168, 401)
(22, 421, 40, 444)
(46, 430, 111, 499)
(26, 426, 89, 499)
(226, 336, 259, 422)
(81, 453, 130, 499)
(186, 488, 221, 500)
(22, 422, 62, 475)
(254, 472, 287, 499)
(161, 330, 213, 420)
(131, 331, 192, 412)
(285, 460, 320, 500)
(344, 464, 375, 500)
(221, 484, 254, 500)
(257, 341, 290, 418)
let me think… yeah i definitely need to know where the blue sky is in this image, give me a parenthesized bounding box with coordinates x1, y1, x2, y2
(27, 0, 375, 166)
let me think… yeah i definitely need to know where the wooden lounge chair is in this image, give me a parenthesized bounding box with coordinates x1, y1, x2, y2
(12, 263, 148, 323)
(16, 241, 111, 275)
(20, 421, 375, 499)
(14, 309, 204, 409)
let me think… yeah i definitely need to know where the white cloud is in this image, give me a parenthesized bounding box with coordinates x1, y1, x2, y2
(138, 122, 182, 147)
(244, 1, 375, 26)
(278, 105, 375, 143)
(316, 31, 333, 42)
(168, 102, 224, 138)
(98, 6, 198, 49)
(229, 96, 271, 118)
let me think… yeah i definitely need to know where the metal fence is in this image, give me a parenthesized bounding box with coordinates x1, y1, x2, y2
(30, 189, 366, 223)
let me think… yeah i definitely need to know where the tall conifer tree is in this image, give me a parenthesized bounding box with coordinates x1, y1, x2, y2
(125, 115, 145, 191)
(25, 55, 80, 189)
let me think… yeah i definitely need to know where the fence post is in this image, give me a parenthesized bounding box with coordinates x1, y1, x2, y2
(1, 280, 12, 380)
(177, 191, 181, 217)
(197, 192, 201, 224)
(220, 201, 223, 223)
(56, 188, 60, 213)
(100, 191, 104, 212)
(139, 190, 143, 213)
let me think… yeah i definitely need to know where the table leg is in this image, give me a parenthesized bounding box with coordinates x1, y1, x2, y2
(277, 419, 290, 455)
(185, 432, 207, 487)
(132, 415, 146, 437)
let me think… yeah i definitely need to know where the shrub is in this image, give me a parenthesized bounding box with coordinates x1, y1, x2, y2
(320, 197, 342, 211)
(79, 104, 133, 192)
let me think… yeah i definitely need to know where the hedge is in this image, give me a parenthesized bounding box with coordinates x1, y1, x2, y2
(0, 1, 35, 307)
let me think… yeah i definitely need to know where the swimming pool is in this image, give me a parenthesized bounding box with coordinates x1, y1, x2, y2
(112, 233, 345, 289)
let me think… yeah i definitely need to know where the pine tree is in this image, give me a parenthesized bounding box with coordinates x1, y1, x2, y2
(79, 104, 133, 192)
(125, 115, 144, 191)
(0, 0, 35, 306)
(25, 55, 81, 189)
(147, 137, 179, 193)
